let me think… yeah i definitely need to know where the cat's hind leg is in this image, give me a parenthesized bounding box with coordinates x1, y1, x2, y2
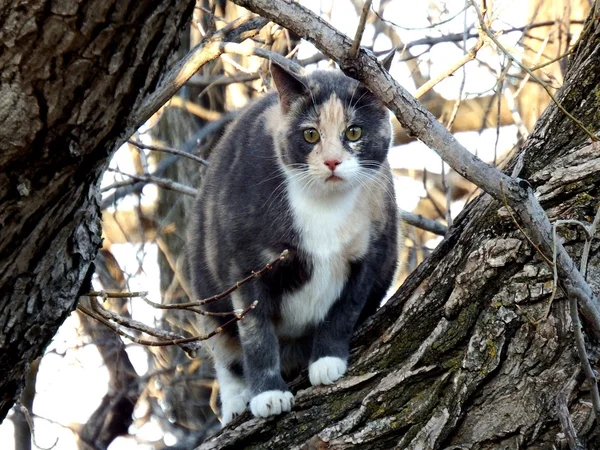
(206, 330, 249, 425)
(215, 362, 250, 425)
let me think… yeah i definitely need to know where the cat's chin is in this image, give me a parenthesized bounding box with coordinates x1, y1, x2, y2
(317, 176, 358, 195)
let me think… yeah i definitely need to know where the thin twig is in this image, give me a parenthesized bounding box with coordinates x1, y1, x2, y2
(383, 21, 586, 52)
(398, 209, 448, 236)
(78, 301, 257, 351)
(569, 290, 600, 418)
(106, 168, 198, 197)
(167, 96, 222, 121)
(415, 37, 484, 99)
(85, 250, 288, 320)
(188, 72, 261, 87)
(350, 0, 372, 59)
(144, 249, 289, 310)
(471, 1, 598, 142)
(16, 401, 58, 450)
(86, 291, 148, 298)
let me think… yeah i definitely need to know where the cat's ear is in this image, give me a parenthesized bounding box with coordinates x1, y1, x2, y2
(270, 60, 307, 113)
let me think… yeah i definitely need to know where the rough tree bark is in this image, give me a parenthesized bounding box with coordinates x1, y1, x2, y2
(0, 0, 196, 420)
(197, 2, 600, 449)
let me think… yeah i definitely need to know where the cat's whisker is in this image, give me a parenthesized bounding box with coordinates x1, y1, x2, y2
(350, 101, 379, 114)
(350, 88, 370, 110)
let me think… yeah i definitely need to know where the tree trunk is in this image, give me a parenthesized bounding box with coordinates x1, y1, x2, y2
(0, 0, 195, 421)
(198, 2, 600, 449)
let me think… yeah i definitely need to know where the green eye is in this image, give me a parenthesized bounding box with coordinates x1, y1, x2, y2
(345, 126, 362, 141)
(303, 128, 320, 144)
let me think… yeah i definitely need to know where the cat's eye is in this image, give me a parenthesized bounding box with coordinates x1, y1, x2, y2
(345, 126, 362, 141)
(303, 128, 320, 144)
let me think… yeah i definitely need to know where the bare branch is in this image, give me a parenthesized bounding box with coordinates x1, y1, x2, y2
(137, 250, 289, 311)
(350, 0, 372, 59)
(167, 96, 222, 121)
(78, 300, 257, 355)
(414, 37, 484, 99)
(106, 168, 198, 197)
(188, 72, 261, 87)
(127, 139, 209, 166)
(398, 209, 448, 236)
(81, 251, 289, 357)
(15, 401, 57, 450)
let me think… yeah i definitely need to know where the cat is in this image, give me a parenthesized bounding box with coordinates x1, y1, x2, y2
(189, 60, 398, 424)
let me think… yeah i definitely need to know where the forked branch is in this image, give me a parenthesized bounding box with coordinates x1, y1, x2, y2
(80, 250, 288, 354)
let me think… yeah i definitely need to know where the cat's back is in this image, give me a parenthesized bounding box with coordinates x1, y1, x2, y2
(201, 93, 280, 194)
(190, 90, 291, 300)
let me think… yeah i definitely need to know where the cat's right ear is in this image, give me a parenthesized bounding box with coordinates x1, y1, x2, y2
(270, 61, 307, 113)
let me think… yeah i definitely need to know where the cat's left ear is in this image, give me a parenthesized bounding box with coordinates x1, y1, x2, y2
(270, 60, 307, 113)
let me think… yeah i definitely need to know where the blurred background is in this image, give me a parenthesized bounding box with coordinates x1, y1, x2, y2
(0, 0, 590, 448)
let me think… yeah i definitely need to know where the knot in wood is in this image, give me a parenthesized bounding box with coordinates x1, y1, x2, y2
(343, 66, 359, 79)
(517, 178, 532, 192)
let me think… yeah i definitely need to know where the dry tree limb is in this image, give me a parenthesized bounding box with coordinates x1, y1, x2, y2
(388, 21, 586, 52)
(218, 42, 303, 74)
(105, 168, 198, 197)
(189, 72, 262, 87)
(15, 400, 57, 450)
(398, 209, 448, 236)
(81, 251, 289, 354)
(229, 0, 600, 339)
(167, 96, 222, 121)
(414, 37, 484, 99)
(78, 301, 256, 356)
(86, 291, 149, 299)
(349, 0, 372, 59)
(131, 249, 289, 312)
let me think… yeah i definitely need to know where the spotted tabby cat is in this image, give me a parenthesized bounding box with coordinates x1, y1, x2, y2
(190, 61, 398, 424)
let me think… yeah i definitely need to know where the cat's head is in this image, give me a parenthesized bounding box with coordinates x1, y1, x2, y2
(269, 62, 392, 197)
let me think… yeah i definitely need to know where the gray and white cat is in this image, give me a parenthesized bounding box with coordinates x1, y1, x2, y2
(189, 61, 398, 424)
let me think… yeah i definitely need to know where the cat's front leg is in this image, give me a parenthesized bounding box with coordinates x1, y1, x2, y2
(309, 261, 370, 386)
(236, 290, 294, 418)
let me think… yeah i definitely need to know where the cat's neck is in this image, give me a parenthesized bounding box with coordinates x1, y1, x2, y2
(285, 172, 366, 257)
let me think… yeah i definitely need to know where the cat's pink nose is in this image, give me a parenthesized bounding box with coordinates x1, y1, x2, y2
(324, 159, 341, 171)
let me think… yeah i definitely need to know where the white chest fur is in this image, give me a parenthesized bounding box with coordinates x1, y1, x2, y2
(278, 179, 371, 338)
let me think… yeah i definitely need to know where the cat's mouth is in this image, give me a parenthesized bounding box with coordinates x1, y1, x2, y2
(326, 175, 344, 183)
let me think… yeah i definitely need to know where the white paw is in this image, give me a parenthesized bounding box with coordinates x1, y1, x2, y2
(309, 357, 347, 386)
(249, 390, 294, 418)
(221, 390, 250, 425)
